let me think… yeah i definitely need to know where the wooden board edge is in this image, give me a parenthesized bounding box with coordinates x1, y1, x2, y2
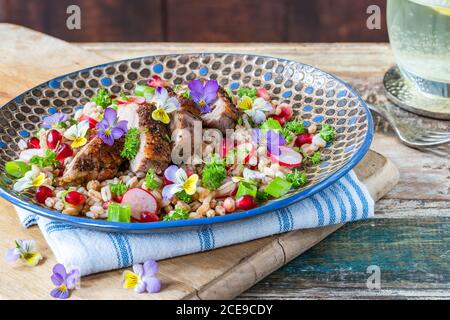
(193, 150, 399, 300)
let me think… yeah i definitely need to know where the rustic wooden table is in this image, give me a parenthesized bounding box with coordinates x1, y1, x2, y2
(1, 32, 449, 299)
(81, 42, 450, 299)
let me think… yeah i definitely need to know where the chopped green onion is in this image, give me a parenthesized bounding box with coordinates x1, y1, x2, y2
(264, 177, 292, 198)
(5, 161, 31, 179)
(107, 203, 131, 223)
(145, 168, 161, 190)
(134, 85, 155, 98)
(235, 181, 257, 199)
(109, 182, 129, 196)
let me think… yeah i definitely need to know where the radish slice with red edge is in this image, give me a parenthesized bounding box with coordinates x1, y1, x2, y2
(269, 146, 303, 167)
(236, 142, 254, 164)
(117, 96, 146, 105)
(121, 188, 159, 221)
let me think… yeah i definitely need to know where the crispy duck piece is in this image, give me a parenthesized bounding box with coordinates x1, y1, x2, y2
(200, 87, 239, 134)
(59, 136, 124, 186)
(117, 103, 171, 174)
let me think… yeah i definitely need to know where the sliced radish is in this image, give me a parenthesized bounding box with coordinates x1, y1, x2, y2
(216, 180, 238, 198)
(121, 188, 159, 221)
(236, 142, 255, 164)
(79, 115, 98, 129)
(269, 146, 302, 168)
(295, 133, 313, 147)
(19, 148, 45, 162)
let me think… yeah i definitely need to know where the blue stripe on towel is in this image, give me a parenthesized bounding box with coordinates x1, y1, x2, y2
(277, 208, 293, 232)
(318, 191, 336, 225)
(335, 180, 357, 221)
(198, 227, 215, 251)
(329, 184, 347, 222)
(107, 233, 122, 268)
(345, 174, 370, 219)
(311, 197, 325, 226)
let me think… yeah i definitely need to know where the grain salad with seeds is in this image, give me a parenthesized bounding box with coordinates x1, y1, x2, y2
(4, 75, 335, 223)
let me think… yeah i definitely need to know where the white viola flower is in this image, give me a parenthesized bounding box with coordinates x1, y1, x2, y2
(63, 120, 90, 148)
(161, 165, 199, 200)
(244, 97, 273, 124)
(232, 168, 266, 183)
(13, 166, 46, 192)
(151, 87, 180, 124)
(5, 239, 43, 267)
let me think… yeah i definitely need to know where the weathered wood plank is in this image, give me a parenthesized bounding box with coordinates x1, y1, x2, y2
(241, 217, 450, 299)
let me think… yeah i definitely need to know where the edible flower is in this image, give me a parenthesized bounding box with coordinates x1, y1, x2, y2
(188, 79, 219, 113)
(232, 168, 266, 183)
(147, 75, 167, 88)
(123, 259, 161, 293)
(96, 108, 128, 146)
(50, 263, 80, 299)
(162, 165, 199, 200)
(241, 97, 273, 124)
(252, 128, 286, 156)
(64, 120, 90, 148)
(42, 113, 70, 129)
(151, 87, 180, 124)
(5, 239, 43, 266)
(13, 166, 46, 192)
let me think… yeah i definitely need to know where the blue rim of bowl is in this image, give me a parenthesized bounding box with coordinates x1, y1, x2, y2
(0, 53, 374, 232)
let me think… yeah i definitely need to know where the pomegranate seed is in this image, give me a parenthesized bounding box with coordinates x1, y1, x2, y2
(140, 211, 159, 222)
(46, 129, 62, 150)
(65, 191, 85, 206)
(79, 115, 98, 130)
(147, 75, 165, 88)
(295, 133, 313, 147)
(270, 115, 286, 126)
(277, 105, 293, 120)
(115, 195, 123, 203)
(55, 143, 73, 162)
(35, 186, 53, 204)
(235, 195, 257, 210)
(27, 137, 41, 149)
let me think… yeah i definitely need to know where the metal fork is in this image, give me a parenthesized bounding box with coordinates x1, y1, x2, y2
(367, 103, 450, 148)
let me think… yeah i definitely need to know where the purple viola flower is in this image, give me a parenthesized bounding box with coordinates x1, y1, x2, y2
(50, 263, 80, 299)
(96, 108, 128, 146)
(188, 79, 219, 113)
(123, 259, 161, 293)
(252, 128, 285, 155)
(42, 113, 70, 129)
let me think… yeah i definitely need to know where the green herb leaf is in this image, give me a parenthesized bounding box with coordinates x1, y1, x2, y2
(30, 150, 60, 168)
(256, 190, 269, 201)
(319, 124, 335, 142)
(264, 177, 292, 198)
(109, 182, 129, 196)
(91, 88, 113, 108)
(308, 151, 322, 165)
(120, 128, 140, 159)
(285, 119, 305, 134)
(280, 127, 295, 144)
(285, 170, 308, 188)
(180, 90, 192, 100)
(163, 206, 190, 221)
(202, 156, 227, 191)
(145, 168, 161, 190)
(5, 161, 31, 179)
(260, 118, 282, 131)
(237, 87, 257, 99)
(175, 190, 193, 203)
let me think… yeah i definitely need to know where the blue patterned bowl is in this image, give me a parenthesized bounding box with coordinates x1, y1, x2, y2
(0, 53, 373, 233)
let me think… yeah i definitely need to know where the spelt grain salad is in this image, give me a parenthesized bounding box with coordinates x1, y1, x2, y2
(4, 76, 335, 223)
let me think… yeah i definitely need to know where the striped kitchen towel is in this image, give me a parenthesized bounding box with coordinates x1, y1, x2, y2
(16, 170, 373, 276)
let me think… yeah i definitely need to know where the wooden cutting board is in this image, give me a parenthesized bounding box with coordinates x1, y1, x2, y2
(0, 24, 399, 300)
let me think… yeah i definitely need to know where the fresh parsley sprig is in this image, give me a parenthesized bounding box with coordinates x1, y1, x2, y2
(120, 128, 140, 159)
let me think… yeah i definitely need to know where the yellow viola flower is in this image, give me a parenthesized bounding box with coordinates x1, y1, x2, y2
(183, 174, 199, 195)
(162, 165, 199, 201)
(238, 96, 253, 110)
(152, 108, 170, 124)
(63, 120, 90, 148)
(123, 270, 139, 289)
(13, 167, 46, 192)
(5, 239, 43, 267)
(151, 87, 180, 124)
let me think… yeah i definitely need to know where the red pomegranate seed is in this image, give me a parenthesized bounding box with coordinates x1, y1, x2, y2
(140, 211, 159, 222)
(79, 115, 98, 130)
(295, 133, 313, 147)
(235, 195, 257, 210)
(35, 186, 53, 204)
(115, 195, 123, 203)
(46, 129, 62, 150)
(277, 105, 293, 119)
(27, 137, 41, 149)
(55, 143, 73, 162)
(147, 75, 165, 88)
(65, 191, 86, 206)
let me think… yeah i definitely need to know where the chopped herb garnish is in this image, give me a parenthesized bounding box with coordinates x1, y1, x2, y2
(320, 124, 335, 142)
(30, 150, 60, 168)
(237, 87, 257, 99)
(120, 128, 140, 159)
(145, 168, 161, 190)
(180, 90, 192, 100)
(260, 118, 282, 131)
(163, 206, 190, 221)
(109, 182, 129, 196)
(224, 87, 235, 100)
(176, 190, 193, 203)
(285, 170, 308, 188)
(91, 88, 112, 108)
(280, 127, 295, 144)
(285, 119, 305, 134)
(308, 151, 322, 165)
(202, 156, 227, 191)
(256, 190, 269, 201)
